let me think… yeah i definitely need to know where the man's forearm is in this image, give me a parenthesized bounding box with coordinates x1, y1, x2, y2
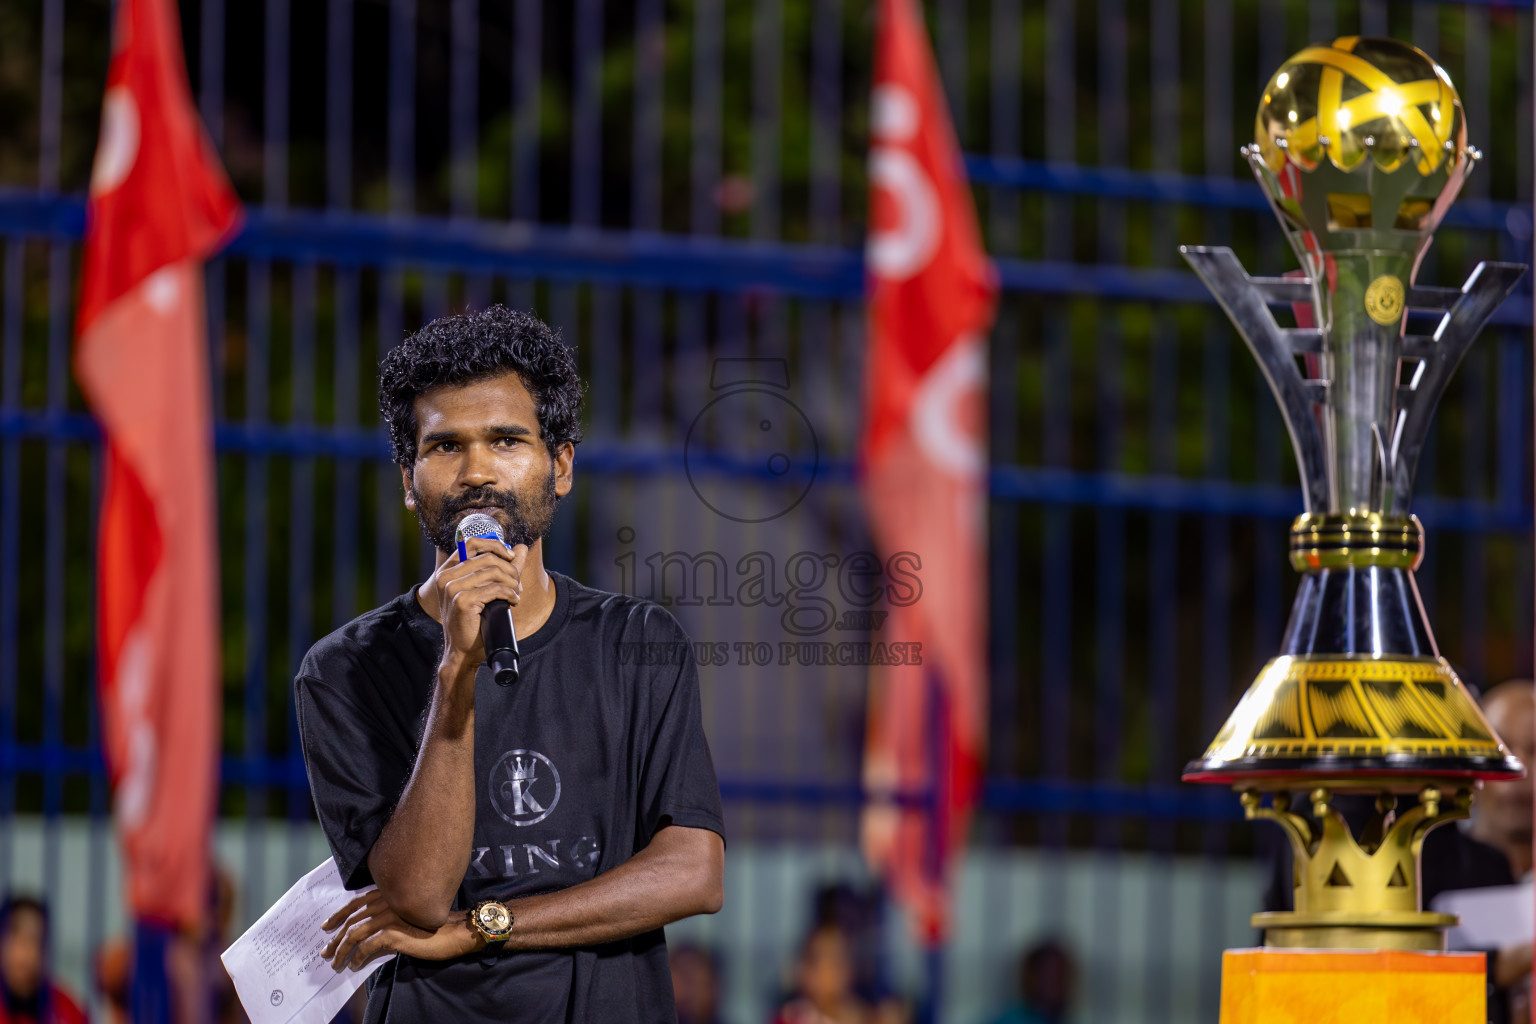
(500, 825, 725, 951)
(368, 658, 478, 928)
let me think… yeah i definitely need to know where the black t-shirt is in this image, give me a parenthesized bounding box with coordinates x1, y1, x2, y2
(294, 571, 725, 1024)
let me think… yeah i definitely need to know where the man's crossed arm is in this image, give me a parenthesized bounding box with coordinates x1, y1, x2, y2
(322, 823, 724, 969)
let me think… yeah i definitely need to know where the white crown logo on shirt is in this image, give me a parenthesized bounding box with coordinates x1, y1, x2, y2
(508, 755, 538, 783)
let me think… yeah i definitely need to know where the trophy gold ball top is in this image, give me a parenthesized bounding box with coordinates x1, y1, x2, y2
(1252, 37, 1470, 256)
(1177, 37, 1526, 951)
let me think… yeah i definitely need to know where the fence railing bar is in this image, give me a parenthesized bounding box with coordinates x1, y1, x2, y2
(964, 156, 1528, 235)
(326, 0, 353, 209)
(242, 259, 273, 922)
(0, 740, 1253, 822)
(1499, 334, 1533, 670)
(1309, 0, 1336, 48)
(39, 0, 64, 192)
(936, 0, 967, 145)
(691, 0, 723, 237)
(1461, 342, 1491, 685)
(85, 434, 107, 1012)
(286, 264, 318, 876)
(332, 268, 361, 628)
(200, 0, 226, 148)
(266, 0, 290, 208)
(1198, 11, 1238, 1013)
(1520, 10, 1534, 204)
(1146, 0, 1185, 999)
(3, 195, 1528, 313)
(1463, 5, 1491, 204)
(3, 410, 1531, 531)
(0, 240, 22, 889)
(809, 0, 843, 243)
(1415, 3, 1441, 64)
(751, 0, 782, 240)
(1038, 7, 1073, 874)
(572, 0, 603, 229)
(632, 0, 664, 233)
(513, 0, 542, 222)
(981, 779, 1243, 822)
(1360, 0, 1388, 35)
(450, 0, 478, 220)
(375, 274, 404, 607)
(42, 242, 70, 965)
(389, 0, 416, 216)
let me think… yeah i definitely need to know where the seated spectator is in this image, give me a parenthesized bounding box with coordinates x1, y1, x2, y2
(986, 939, 1076, 1024)
(770, 923, 872, 1024)
(671, 943, 727, 1024)
(1431, 679, 1533, 1024)
(95, 938, 131, 1024)
(0, 896, 86, 1024)
(805, 884, 906, 1023)
(1262, 679, 1533, 1024)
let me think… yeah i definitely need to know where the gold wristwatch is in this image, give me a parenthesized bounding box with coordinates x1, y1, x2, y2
(468, 900, 513, 948)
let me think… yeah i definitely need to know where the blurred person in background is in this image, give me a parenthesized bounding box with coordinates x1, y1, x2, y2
(94, 939, 129, 1024)
(670, 943, 727, 1024)
(1262, 678, 1534, 1023)
(206, 867, 248, 1024)
(0, 897, 86, 1024)
(984, 939, 1076, 1024)
(805, 884, 906, 1022)
(1429, 679, 1533, 1024)
(770, 922, 871, 1024)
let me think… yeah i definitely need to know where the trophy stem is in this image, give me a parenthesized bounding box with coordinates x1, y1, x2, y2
(1310, 251, 1416, 513)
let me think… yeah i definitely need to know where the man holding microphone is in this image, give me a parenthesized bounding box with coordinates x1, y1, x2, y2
(295, 306, 725, 1023)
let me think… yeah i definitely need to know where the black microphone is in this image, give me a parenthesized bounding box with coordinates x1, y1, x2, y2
(454, 513, 520, 686)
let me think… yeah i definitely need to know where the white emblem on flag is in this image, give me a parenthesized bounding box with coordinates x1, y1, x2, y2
(91, 87, 141, 196)
(910, 335, 987, 479)
(868, 84, 940, 282)
(114, 625, 157, 830)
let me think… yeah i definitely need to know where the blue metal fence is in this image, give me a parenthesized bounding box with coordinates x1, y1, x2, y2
(0, 1, 1532, 1021)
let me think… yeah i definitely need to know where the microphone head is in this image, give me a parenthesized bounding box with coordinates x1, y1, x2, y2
(455, 512, 506, 548)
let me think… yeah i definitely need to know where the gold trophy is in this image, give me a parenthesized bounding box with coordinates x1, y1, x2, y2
(1180, 35, 1526, 959)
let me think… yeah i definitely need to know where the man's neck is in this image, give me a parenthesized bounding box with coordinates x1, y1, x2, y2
(416, 539, 559, 640)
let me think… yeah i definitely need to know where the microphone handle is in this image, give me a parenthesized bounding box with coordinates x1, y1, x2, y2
(482, 598, 520, 686)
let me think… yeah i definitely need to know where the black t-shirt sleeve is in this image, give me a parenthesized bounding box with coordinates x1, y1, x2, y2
(294, 642, 416, 890)
(634, 607, 725, 849)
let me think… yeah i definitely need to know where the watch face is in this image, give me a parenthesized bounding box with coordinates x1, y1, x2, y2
(475, 902, 512, 937)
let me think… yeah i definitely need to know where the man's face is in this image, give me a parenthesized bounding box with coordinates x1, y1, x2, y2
(0, 907, 45, 1001)
(401, 372, 574, 554)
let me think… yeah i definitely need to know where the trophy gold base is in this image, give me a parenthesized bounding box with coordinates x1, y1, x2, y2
(1219, 948, 1485, 1023)
(1253, 910, 1457, 951)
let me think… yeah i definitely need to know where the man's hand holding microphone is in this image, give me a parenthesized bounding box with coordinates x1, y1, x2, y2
(431, 512, 525, 688)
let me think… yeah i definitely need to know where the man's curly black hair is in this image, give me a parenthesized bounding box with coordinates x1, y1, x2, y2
(379, 305, 585, 469)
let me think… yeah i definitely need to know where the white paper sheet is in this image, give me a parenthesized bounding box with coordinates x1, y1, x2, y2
(221, 858, 394, 1024)
(1433, 881, 1535, 950)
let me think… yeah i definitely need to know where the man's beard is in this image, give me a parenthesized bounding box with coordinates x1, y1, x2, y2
(410, 464, 559, 555)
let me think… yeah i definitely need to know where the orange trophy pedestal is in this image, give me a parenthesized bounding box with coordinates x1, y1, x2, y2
(1219, 949, 1485, 1024)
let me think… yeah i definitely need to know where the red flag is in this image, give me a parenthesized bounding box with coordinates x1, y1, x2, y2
(74, 0, 240, 932)
(859, 0, 996, 944)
